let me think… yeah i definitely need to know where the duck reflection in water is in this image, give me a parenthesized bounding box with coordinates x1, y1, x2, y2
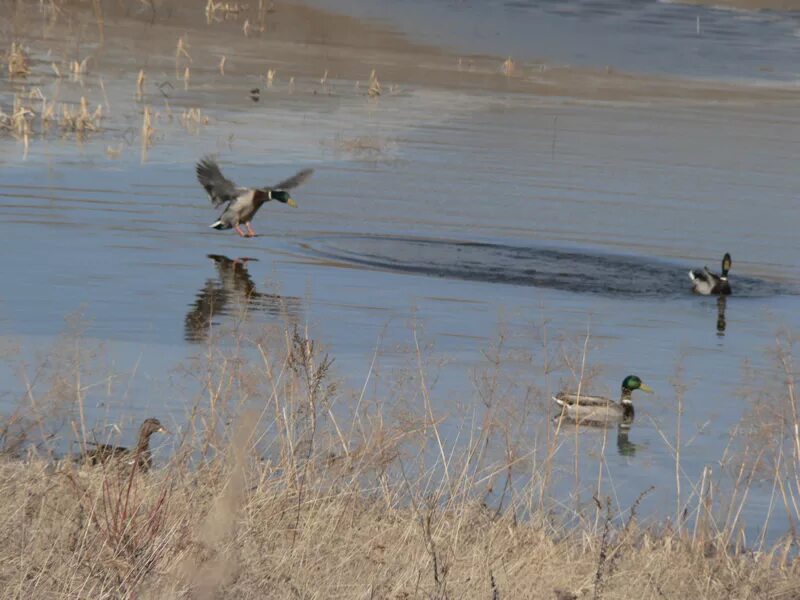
(554, 421, 641, 457)
(716, 296, 727, 336)
(185, 254, 302, 342)
(616, 426, 638, 457)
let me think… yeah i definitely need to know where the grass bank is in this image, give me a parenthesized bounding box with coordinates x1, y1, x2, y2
(1, 324, 799, 599)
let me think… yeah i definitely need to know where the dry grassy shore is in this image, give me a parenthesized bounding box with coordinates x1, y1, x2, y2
(1, 324, 800, 599)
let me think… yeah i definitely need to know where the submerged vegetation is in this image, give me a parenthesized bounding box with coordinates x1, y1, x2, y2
(1, 321, 800, 598)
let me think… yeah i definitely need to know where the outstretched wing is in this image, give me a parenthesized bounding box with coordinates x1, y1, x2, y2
(196, 157, 239, 208)
(271, 168, 314, 191)
(703, 266, 721, 282)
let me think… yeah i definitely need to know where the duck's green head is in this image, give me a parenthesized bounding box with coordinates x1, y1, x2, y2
(622, 375, 653, 394)
(272, 190, 297, 207)
(721, 253, 732, 278)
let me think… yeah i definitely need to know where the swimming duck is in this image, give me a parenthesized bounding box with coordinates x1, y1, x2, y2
(81, 418, 169, 471)
(553, 375, 653, 427)
(689, 253, 732, 295)
(196, 157, 313, 237)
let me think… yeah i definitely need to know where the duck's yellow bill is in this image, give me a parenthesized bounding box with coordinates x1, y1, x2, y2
(287, 198, 297, 208)
(639, 383, 654, 393)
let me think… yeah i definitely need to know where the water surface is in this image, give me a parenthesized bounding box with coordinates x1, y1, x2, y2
(310, 0, 800, 82)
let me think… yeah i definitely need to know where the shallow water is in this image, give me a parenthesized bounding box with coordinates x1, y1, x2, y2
(305, 233, 791, 297)
(2, 2, 800, 544)
(312, 0, 800, 82)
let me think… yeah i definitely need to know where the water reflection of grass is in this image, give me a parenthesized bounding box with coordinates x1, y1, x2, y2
(1, 319, 799, 598)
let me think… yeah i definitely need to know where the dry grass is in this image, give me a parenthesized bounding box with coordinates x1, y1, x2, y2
(7, 42, 30, 78)
(59, 96, 103, 136)
(205, 0, 247, 24)
(1, 324, 799, 599)
(0, 95, 34, 146)
(136, 69, 145, 100)
(140, 105, 155, 161)
(502, 56, 516, 77)
(71, 56, 89, 80)
(180, 107, 209, 134)
(368, 68, 382, 98)
(327, 134, 393, 159)
(1, 89, 102, 149)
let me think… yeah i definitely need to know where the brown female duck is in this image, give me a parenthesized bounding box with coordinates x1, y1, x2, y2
(82, 418, 169, 471)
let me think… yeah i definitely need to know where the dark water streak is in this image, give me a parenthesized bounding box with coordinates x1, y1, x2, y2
(306, 234, 792, 299)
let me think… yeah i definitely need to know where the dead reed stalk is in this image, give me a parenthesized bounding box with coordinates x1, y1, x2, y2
(7, 42, 29, 78)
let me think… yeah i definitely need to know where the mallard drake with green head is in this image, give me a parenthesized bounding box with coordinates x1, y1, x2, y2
(554, 375, 653, 427)
(689, 253, 732, 295)
(81, 418, 169, 471)
(196, 157, 313, 237)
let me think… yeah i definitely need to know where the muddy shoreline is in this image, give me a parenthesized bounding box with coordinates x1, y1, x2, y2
(3, 0, 799, 113)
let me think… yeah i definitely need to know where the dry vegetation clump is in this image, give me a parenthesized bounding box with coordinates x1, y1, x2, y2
(368, 68, 382, 97)
(0, 90, 102, 148)
(59, 96, 103, 136)
(327, 134, 393, 159)
(205, 0, 247, 24)
(1, 326, 800, 598)
(7, 42, 30, 78)
(0, 95, 35, 143)
(140, 105, 155, 156)
(501, 56, 517, 77)
(70, 56, 90, 80)
(136, 69, 145, 100)
(180, 107, 209, 134)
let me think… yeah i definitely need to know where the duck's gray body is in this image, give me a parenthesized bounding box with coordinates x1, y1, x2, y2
(196, 157, 312, 236)
(210, 189, 261, 230)
(554, 392, 634, 427)
(689, 253, 732, 296)
(554, 375, 652, 429)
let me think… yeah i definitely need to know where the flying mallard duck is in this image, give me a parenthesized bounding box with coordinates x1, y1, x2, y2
(80, 418, 169, 471)
(689, 253, 732, 296)
(196, 157, 313, 237)
(553, 375, 653, 427)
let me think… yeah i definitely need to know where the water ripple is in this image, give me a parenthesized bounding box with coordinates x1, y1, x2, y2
(305, 234, 792, 298)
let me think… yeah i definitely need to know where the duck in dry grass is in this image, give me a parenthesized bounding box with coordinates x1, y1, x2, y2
(554, 375, 653, 428)
(196, 156, 313, 237)
(81, 418, 169, 471)
(689, 253, 732, 296)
